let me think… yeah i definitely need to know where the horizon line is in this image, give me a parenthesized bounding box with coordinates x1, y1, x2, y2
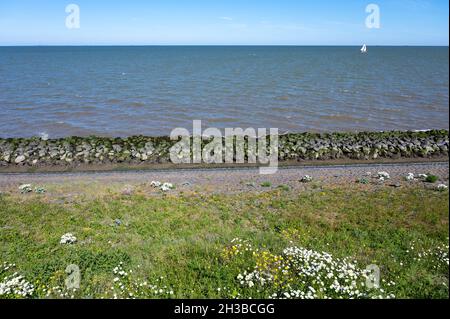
(0, 44, 449, 47)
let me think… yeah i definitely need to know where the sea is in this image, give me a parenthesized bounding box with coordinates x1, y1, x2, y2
(0, 46, 448, 138)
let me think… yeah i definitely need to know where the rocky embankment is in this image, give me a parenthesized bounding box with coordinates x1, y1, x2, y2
(0, 130, 448, 168)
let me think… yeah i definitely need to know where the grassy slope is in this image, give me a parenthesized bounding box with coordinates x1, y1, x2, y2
(0, 185, 448, 299)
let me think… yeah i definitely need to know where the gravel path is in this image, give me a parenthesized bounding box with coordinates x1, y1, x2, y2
(0, 162, 448, 196)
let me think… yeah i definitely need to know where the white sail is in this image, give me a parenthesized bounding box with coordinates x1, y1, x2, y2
(361, 44, 367, 53)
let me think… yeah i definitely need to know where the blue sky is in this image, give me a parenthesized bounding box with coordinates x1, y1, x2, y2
(0, 0, 448, 45)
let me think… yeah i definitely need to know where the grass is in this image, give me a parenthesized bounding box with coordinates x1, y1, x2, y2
(425, 175, 439, 183)
(277, 184, 291, 191)
(0, 185, 448, 299)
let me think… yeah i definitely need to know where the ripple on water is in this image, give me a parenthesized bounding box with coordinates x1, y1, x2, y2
(0, 46, 448, 137)
(130, 101, 146, 107)
(106, 98, 122, 104)
(319, 114, 369, 122)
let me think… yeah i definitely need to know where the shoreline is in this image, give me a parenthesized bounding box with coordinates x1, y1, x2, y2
(1, 130, 448, 173)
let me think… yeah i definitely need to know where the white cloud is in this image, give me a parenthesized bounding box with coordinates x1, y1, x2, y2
(219, 17, 233, 21)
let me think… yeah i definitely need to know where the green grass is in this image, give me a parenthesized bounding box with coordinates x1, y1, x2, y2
(277, 184, 291, 191)
(0, 186, 448, 299)
(425, 175, 439, 183)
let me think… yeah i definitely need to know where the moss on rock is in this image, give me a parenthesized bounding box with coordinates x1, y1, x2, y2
(0, 130, 448, 168)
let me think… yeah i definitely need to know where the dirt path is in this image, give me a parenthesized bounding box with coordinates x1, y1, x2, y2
(0, 162, 448, 198)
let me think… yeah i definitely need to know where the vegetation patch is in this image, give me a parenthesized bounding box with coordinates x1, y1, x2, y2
(0, 186, 448, 299)
(425, 175, 439, 183)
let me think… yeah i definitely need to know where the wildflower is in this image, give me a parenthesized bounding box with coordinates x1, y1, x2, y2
(405, 173, 415, 181)
(151, 181, 175, 192)
(60, 233, 77, 245)
(19, 184, 32, 193)
(300, 175, 313, 183)
(232, 240, 395, 299)
(150, 181, 161, 187)
(437, 184, 448, 191)
(0, 264, 35, 297)
(377, 172, 390, 180)
(160, 183, 174, 192)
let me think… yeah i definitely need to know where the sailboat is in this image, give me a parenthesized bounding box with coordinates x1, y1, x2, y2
(361, 44, 367, 54)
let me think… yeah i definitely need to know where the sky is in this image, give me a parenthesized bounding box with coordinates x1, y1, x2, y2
(0, 0, 448, 45)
